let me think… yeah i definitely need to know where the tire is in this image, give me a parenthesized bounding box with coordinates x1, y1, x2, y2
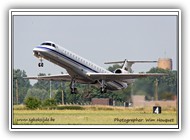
(100, 87, 107, 93)
(38, 63, 41, 67)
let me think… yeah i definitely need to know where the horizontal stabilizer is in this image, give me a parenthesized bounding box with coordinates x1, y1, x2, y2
(104, 60, 157, 64)
(86, 72, 168, 81)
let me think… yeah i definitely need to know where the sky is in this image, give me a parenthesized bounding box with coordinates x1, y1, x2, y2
(13, 13, 178, 80)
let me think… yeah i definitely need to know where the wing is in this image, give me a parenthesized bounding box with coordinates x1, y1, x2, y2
(86, 72, 167, 81)
(24, 74, 72, 81)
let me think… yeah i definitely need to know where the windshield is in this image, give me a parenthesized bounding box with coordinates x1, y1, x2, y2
(41, 42, 56, 48)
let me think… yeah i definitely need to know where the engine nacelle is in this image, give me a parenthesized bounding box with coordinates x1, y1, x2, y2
(114, 68, 128, 74)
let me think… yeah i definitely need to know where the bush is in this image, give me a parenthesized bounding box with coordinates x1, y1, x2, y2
(43, 98, 57, 107)
(13, 105, 27, 110)
(56, 106, 84, 110)
(160, 92, 174, 100)
(24, 97, 41, 110)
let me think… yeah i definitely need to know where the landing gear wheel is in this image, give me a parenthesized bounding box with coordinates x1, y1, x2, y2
(38, 62, 44, 67)
(71, 88, 77, 94)
(100, 87, 107, 93)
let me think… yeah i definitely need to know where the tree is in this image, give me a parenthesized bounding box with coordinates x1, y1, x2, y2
(54, 89, 67, 104)
(107, 64, 121, 72)
(25, 88, 49, 101)
(33, 73, 62, 90)
(13, 69, 31, 104)
(43, 98, 57, 107)
(133, 67, 177, 100)
(33, 73, 50, 90)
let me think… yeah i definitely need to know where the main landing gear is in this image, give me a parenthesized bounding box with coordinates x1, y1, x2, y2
(70, 79, 77, 94)
(99, 80, 107, 93)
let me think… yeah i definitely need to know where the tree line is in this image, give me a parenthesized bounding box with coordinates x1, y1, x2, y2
(12, 66, 177, 105)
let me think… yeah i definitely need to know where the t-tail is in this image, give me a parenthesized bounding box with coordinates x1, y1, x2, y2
(104, 59, 157, 73)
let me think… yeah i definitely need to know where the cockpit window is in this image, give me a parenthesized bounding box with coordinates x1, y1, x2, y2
(52, 44, 56, 48)
(41, 42, 56, 48)
(41, 43, 51, 46)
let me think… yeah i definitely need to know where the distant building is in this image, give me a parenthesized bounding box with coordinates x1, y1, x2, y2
(131, 95, 176, 108)
(157, 58, 172, 70)
(132, 95, 145, 107)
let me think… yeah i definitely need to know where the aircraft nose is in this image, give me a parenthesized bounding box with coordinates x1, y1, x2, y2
(33, 46, 43, 56)
(33, 46, 40, 51)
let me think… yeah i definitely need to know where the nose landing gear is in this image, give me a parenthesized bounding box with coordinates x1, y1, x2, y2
(38, 57, 44, 67)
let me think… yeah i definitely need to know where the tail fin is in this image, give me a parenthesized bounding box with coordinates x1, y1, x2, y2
(105, 59, 157, 73)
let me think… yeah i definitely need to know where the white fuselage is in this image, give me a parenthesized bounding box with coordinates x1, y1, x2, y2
(33, 42, 128, 90)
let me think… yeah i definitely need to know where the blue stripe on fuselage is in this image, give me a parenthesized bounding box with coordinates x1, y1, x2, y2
(35, 46, 123, 88)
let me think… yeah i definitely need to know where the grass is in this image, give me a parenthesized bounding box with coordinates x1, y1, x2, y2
(13, 105, 178, 125)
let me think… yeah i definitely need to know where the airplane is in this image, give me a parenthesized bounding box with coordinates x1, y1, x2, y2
(25, 41, 167, 94)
